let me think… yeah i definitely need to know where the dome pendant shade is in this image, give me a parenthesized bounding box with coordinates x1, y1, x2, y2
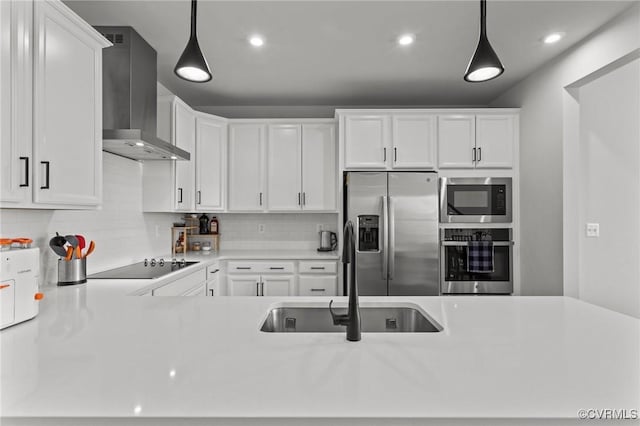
(464, 0, 504, 82)
(174, 0, 212, 83)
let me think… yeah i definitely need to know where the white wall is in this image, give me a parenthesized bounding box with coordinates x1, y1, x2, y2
(489, 4, 640, 297)
(0, 153, 174, 286)
(576, 58, 640, 318)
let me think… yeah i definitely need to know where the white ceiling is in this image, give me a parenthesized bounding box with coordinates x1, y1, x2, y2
(65, 0, 633, 108)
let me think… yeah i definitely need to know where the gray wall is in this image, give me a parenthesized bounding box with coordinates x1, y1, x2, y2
(489, 4, 640, 296)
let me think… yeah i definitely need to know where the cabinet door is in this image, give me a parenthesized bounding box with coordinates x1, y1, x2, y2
(228, 124, 266, 211)
(437, 115, 476, 169)
(32, 0, 106, 206)
(0, 0, 32, 205)
(195, 115, 226, 211)
(227, 274, 261, 296)
(262, 275, 294, 296)
(344, 115, 389, 169)
(302, 124, 336, 211)
(475, 115, 514, 169)
(392, 115, 437, 169)
(173, 99, 195, 211)
(298, 275, 338, 296)
(267, 124, 302, 211)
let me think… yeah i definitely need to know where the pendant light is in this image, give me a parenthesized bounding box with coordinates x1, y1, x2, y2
(174, 0, 212, 83)
(464, 0, 504, 82)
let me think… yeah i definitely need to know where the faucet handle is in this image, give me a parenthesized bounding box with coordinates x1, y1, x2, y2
(329, 300, 349, 326)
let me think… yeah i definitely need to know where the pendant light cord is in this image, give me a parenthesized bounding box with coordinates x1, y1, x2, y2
(480, 0, 487, 37)
(190, 0, 197, 39)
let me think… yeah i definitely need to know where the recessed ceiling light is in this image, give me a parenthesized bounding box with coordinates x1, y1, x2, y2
(543, 32, 565, 44)
(397, 34, 415, 46)
(249, 36, 264, 47)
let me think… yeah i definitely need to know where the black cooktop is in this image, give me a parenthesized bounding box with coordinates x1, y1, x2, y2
(88, 260, 199, 280)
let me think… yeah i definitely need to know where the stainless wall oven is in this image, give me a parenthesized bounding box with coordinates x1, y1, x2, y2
(440, 177, 512, 223)
(440, 228, 513, 294)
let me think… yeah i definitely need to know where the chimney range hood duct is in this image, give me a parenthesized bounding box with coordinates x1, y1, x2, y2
(96, 26, 190, 161)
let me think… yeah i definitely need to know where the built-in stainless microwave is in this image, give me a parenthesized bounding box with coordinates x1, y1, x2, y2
(440, 177, 512, 223)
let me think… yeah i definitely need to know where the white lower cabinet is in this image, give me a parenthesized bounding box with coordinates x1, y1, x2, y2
(206, 265, 220, 296)
(298, 275, 338, 296)
(227, 273, 295, 296)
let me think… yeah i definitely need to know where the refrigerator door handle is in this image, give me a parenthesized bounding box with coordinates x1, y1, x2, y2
(388, 196, 395, 280)
(382, 195, 389, 279)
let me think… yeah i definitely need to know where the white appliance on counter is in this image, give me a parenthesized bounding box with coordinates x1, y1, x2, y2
(1, 248, 42, 330)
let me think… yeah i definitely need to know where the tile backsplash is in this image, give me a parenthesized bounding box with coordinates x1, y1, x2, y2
(211, 213, 338, 250)
(1, 152, 339, 286)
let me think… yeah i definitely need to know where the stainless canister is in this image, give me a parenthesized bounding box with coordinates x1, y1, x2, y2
(58, 258, 87, 286)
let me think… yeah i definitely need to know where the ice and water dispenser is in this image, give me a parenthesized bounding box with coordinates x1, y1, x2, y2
(358, 215, 379, 252)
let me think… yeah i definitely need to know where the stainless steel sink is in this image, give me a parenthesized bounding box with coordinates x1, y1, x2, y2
(260, 304, 442, 333)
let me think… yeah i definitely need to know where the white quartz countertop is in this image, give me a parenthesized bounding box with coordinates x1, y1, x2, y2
(1, 283, 639, 425)
(179, 249, 340, 261)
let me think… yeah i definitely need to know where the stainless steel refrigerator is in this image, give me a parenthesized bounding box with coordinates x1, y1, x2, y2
(344, 172, 439, 296)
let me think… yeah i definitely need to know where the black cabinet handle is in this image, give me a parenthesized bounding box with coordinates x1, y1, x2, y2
(19, 157, 29, 187)
(236, 267, 251, 270)
(310, 267, 326, 270)
(477, 147, 482, 162)
(40, 161, 50, 189)
(256, 282, 260, 296)
(269, 267, 284, 270)
(298, 192, 301, 205)
(310, 288, 326, 292)
(393, 147, 397, 162)
(302, 192, 306, 206)
(383, 147, 387, 162)
(472, 148, 476, 163)
(197, 190, 201, 204)
(178, 188, 183, 203)
(259, 192, 263, 206)
(209, 289, 214, 296)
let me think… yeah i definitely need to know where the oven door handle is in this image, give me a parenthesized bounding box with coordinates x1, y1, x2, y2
(440, 241, 514, 247)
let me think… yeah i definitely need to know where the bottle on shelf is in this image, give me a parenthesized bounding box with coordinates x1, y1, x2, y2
(199, 213, 209, 235)
(210, 216, 219, 235)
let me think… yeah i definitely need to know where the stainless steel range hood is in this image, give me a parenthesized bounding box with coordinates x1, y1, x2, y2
(96, 26, 190, 161)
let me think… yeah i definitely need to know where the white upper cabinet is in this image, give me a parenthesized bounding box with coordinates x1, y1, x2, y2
(267, 124, 302, 211)
(302, 123, 336, 211)
(392, 115, 437, 169)
(438, 115, 476, 169)
(0, 0, 31, 205)
(344, 115, 389, 169)
(228, 124, 266, 211)
(195, 113, 226, 211)
(438, 114, 515, 169)
(229, 120, 336, 213)
(32, 0, 107, 206)
(173, 98, 195, 211)
(475, 115, 515, 169)
(144, 95, 199, 212)
(1, 0, 109, 208)
(342, 113, 437, 170)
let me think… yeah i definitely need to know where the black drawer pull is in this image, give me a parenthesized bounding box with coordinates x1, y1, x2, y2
(40, 161, 50, 189)
(310, 288, 326, 292)
(236, 267, 251, 270)
(20, 157, 29, 187)
(269, 267, 285, 270)
(310, 267, 326, 270)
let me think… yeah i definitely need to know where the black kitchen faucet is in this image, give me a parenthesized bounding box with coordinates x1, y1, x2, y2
(329, 220, 361, 342)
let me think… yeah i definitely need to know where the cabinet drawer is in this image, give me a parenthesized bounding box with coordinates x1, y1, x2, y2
(299, 261, 337, 274)
(298, 275, 338, 296)
(228, 261, 294, 274)
(152, 269, 206, 296)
